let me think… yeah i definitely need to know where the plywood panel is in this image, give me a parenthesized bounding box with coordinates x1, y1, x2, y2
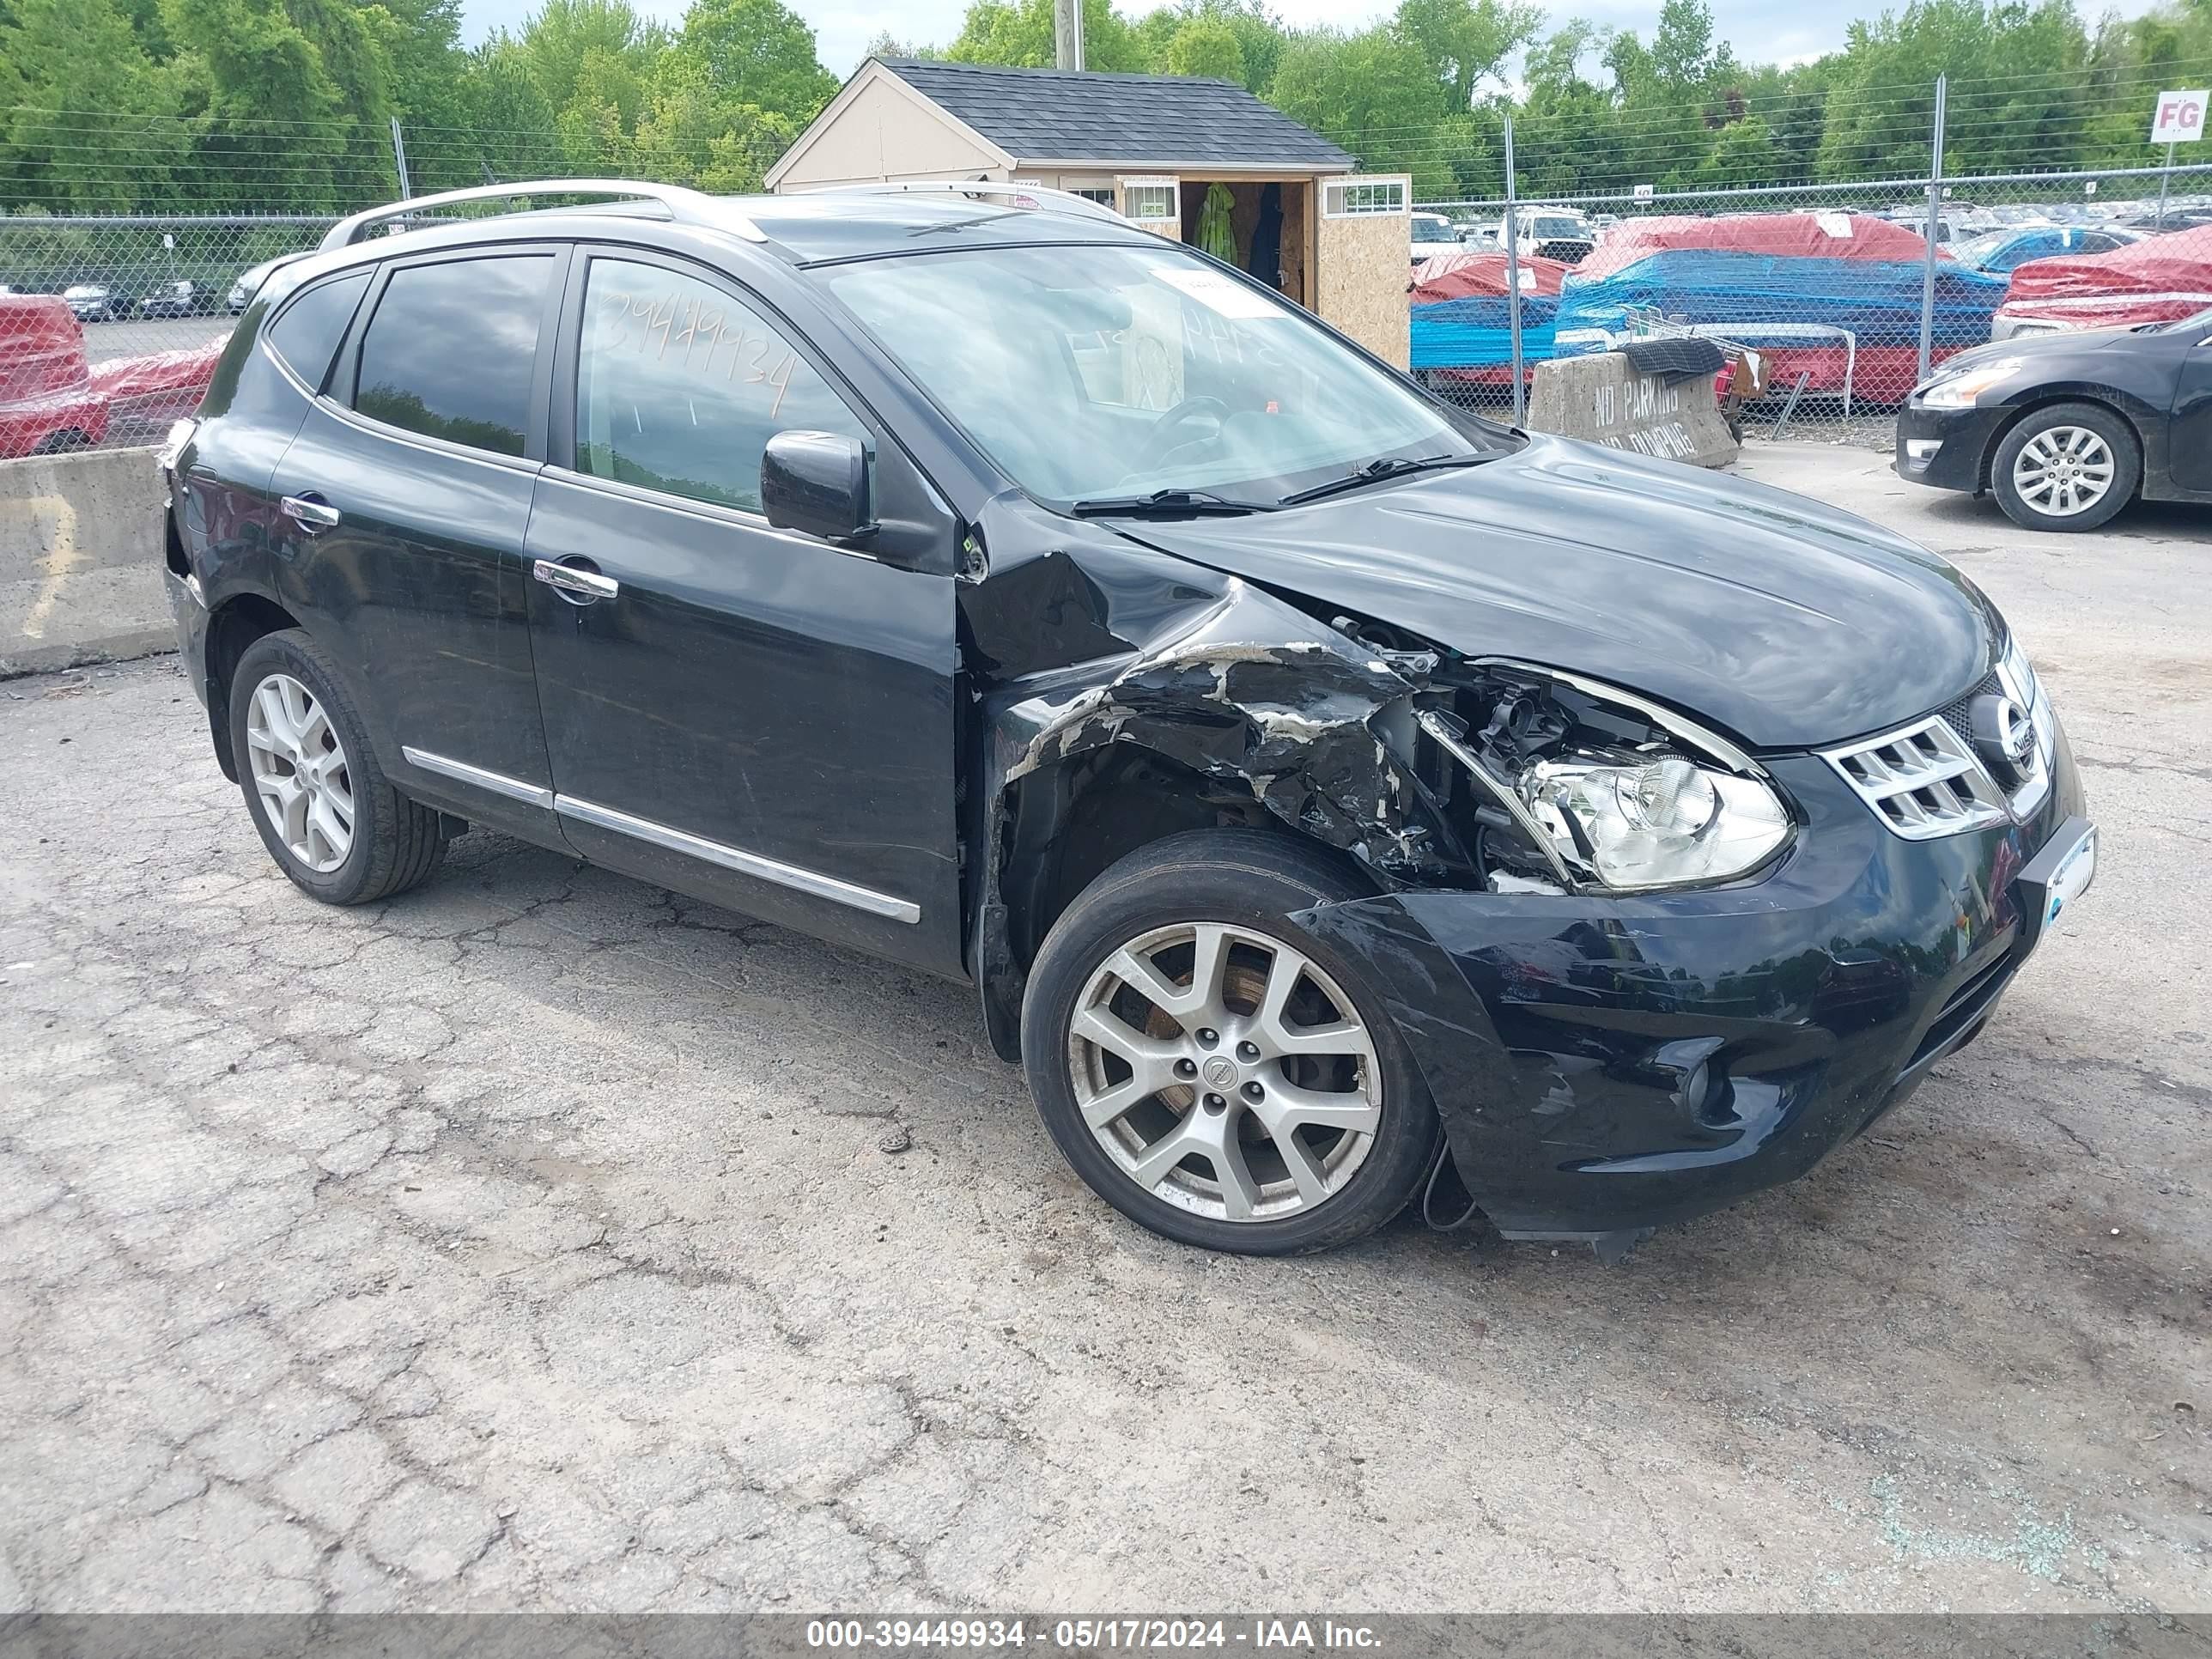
(1317, 173, 1410, 367)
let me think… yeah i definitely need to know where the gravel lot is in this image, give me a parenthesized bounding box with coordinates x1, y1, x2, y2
(0, 447, 2205, 1615)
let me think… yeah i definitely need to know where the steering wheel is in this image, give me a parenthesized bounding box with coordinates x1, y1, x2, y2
(1127, 396, 1231, 476)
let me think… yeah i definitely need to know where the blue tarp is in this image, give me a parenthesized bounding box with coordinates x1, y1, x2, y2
(1409, 293, 1561, 370)
(1550, 251, 2008, 349)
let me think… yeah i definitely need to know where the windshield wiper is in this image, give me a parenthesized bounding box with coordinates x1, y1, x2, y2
(1278, 453, 1495, 507)
(1068, 489, 1274, 518)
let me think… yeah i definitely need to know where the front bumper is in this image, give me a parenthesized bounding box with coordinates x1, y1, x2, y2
(1297, 732, 2088, 1243)
(1895, 401, 2009, 492)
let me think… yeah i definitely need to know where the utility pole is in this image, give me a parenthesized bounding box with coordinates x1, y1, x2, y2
(1502, 113, 1525, 428)
(1053, 0, 1085, 70)
(1917, 74, 1947, 384)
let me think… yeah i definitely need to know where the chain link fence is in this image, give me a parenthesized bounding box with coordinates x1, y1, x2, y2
(0, 214, 337, 455)
(1411, 161, 2212, 447)
(5, 72, 2212, 456)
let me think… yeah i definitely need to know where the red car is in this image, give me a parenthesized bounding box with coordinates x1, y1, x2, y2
(0, 295, 111, 458)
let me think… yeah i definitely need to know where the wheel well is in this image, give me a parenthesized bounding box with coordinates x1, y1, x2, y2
(999, 747, 1279, 978)
(204, 594, 301, 781)
(1978, 395, 2144, 494)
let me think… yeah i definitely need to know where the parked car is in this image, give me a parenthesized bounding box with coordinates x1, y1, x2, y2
(1897, 307, 2212, 531)
(1497, 207, 1595, 264)
(228, 253, 307, 314)
(162, 179, 2094, 1259)
(0, 295, 112, 456)
(1410, 211, 1461, 266)
(137, 279, 207, 318)
(62, 283, 119, 324)
(1950, 225, 2138, 276)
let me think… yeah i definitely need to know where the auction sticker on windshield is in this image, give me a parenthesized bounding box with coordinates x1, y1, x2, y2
(1151, 264, 1279, 319)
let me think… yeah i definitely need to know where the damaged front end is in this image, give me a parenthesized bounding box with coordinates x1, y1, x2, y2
(963, 495, 2084, 1253)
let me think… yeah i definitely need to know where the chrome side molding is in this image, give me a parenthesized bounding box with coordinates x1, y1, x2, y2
(397, 746, 919, 924)
(555, 795, 921, 924)
(400, 746, 554, 810)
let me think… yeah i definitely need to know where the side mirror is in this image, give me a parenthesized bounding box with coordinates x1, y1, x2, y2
(762, 430, 873, 544)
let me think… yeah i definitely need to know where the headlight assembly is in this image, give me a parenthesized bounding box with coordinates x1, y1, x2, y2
(1413, 667, 1792, 895)
(1522, 753, 1790, 890)
(1917, 358, 2026, 409)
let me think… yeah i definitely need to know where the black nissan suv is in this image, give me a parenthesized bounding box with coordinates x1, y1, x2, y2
(161, 180, 2095, 1260)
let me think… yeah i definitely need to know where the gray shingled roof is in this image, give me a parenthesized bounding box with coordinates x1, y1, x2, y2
(878, 58, 1356, 171)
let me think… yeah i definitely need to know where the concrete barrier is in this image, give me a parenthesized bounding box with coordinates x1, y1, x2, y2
(0, 445, 173, 678)
(1527, 351, 1738, 468)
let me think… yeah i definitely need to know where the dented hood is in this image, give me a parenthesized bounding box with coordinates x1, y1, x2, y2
(1114, 435, 1996, 751)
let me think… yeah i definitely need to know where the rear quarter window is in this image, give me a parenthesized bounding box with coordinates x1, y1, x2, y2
(265, 271, 371, 392)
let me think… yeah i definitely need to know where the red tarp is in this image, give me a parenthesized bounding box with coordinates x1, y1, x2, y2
(1411, 252, 1570, 303)
(1575, 212, 1939, 281)
(88, 336, 227, 438)
(0, 295, 109, 458)
(1996, 225, 2212, 330)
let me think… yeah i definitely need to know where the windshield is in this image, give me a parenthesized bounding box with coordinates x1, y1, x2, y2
(1951, 230, 2010, 267)
(822, 243, 1501, 507)
(1412, 215, 1454, 240)
(1528, 216, 1586, 240)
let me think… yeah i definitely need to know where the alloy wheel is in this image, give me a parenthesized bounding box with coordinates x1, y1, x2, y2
(2012, 426, 2115, 518)
(1066, 922, 1382, 1222)
(244, 672, 355, 873)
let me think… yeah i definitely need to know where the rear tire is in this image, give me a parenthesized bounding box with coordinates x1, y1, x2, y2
(1021, 829, 1442, 1255)
(1991, 401, 2138, 532)
(228, 629, 448, 906)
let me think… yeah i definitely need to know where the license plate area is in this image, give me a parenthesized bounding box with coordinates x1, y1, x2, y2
(2014, 816, 2096, 951)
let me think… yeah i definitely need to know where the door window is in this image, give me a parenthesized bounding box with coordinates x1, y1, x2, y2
(574, 258, 867, 514)
(353, 254, 552, 457)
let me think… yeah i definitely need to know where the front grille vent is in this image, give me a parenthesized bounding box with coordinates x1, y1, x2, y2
(1820, 716, 2010, 840)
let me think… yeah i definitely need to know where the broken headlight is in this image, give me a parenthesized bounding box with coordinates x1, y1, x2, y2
(1411, 665, 1792, 894)
(1521, 752, 1790, 890)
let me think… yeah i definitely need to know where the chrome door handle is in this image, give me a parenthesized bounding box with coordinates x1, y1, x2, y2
(532, 558, 620, 602)
(280, 494, 340, 532)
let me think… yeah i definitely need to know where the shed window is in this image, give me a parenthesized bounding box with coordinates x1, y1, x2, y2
(1122, 179, 1177, 222)
(1322, 179, 1407, 218)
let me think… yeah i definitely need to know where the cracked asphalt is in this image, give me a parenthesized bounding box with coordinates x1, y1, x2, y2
(0, 447, 2206, 1616)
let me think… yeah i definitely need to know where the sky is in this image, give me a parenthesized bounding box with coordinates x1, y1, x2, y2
(457, 0, 2170, 81)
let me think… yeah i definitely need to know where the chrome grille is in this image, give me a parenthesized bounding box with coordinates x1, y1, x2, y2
(1821, 716, 2010, 839)
(1824, 638, 2058, 841)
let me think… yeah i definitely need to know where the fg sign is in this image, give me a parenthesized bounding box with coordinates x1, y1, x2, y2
(2150, 90, 2207, 145)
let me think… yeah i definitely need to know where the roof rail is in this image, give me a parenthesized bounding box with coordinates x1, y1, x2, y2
(319, 179, 767, 252)
(813, 179, 1130, 226)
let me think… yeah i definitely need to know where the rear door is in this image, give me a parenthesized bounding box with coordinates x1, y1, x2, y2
(521, 245, 964, 973)
(269, 245, 567, 836)
(1317, 174, 1412, 368)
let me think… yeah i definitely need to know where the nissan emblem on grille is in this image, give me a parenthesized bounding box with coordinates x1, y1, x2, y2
(1970, 693, 2039, 790)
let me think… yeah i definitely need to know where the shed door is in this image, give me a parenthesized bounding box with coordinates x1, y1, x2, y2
(1118, 176, 1182, 240)
(1316, 173, 1412, 368)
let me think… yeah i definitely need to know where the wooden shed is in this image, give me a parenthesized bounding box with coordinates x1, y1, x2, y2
(765, 58, 1413, 365)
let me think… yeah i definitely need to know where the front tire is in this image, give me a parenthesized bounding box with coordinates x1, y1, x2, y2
(1991, 402, 2138, 532)
(1021, 829, 1442, 1255)
(228, 629, 448, 905)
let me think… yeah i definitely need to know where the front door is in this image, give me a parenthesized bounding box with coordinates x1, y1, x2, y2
(524, 246, 964, 973)
(2168, 325, 2212, 493)
(270, 246, 566, 836)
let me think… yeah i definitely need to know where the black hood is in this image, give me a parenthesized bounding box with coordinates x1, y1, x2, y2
(1113, 436, 1997, 751)
(1940, 325, 2159, 373)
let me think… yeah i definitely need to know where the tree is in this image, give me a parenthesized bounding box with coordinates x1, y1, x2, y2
(945, 0, 1146, 73)
(671, 0, 836, 124)
(1164, 17, 1243, 81)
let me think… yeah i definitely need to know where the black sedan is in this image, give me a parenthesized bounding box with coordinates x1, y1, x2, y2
(1896, 308, 2212, 531)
